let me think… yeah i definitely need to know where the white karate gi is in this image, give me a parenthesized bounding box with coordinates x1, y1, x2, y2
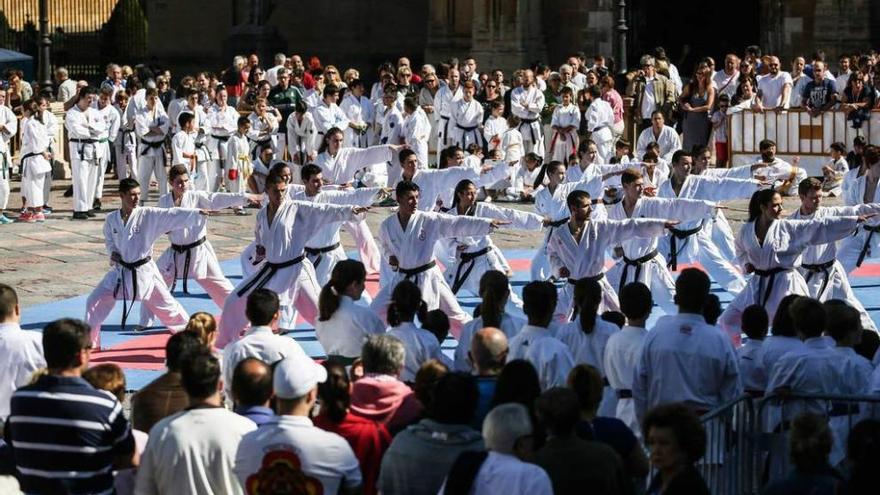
(428, 165, 509, 212)
(453, 313, 525, 372)
(66, 104, 107, 213)
(115, 104, 137, 180)
(738, 339, 767, 395)
(387, 322, 446, 382)
(221, 325, 309, 400)
(790, 204, 880, 332)
(548, 103, 581, 163)
(656, 175, 758, 294)
(434, 84, 463, 161)
(205, 104, 240, 192)
(311, 102, 349, 137)
(606, 197, 715, 315)
(170, 130, 195, 168)
(290, 187, 380, 288)
(838, 169, 880, 274)
(508, 324, 575, 390)
(718, 216, 862, 340)
(557, 316, 620, 416)
(633, 313, 742, 422)
(94, 102, 120, 203)
(371, 210, 494, 338)
(286, 112, 319, 171)
(314, 295, 386, 359)
(19, 118, 52, 208)
(531, 173, 606, 281)
(483, 116, 508, 155)
(450, 98, 484, 151)
(0, 105, 18, 212)
(340, 93, 372, 148)
(751, 157, 808, 196)
(314, 146, 394, 186)
(137, 190, 248, 328)
(39, 110, 58, 207)
(246, 112, 279, 160)
(604, 324, 648, 438)
(216, 199, 357, 348)
(761, 335, 806, 373)
(84, 207, 202, 348)
(134, 106, 170, 198)
(583, 99, 616, 163)
(500, 128, 523, 165)
(443, 203, 543, 308)
(510, 86, 546, 157)
(635, 125, 681, 162)
(403, 107, 432, 170)
(547, 218, 669, 318)
(224, 133, 251, 194)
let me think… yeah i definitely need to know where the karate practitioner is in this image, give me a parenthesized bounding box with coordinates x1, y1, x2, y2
(216, 169, 365, 348)
(92, 87, 121, 212)
(0, 90, 16, 224)
(370, 180, 507, 338)
(548, 189, 675, 318)
(441, 179, 546, 306)
(286, 100, 319, 173)
(84, 178, 205, 349)
(548, 87, 581, 164)
(635, 111, 681, 162)
(17, 101, 52, 223)
(510, 69, 546, 157)
(747, 139, 808, 196)
(340, 79, 371, 148)
(114, 90, 137, 181)
(450, 80, 484, 152)
(134, 88, 170, 201)
(225, 116, 252, 203)
(434, 68, 463, 164)
(402, 98, 432, 170)
(657, 150, 760, 294)
(606, 168, 719, 314)
(205, 86, 240, 192)
(311, 84, 349, 139)
(718, 189, 869, 340)
(375, 86, 406, 180)
(138, 165, 260, 329)
(838, 145, 880, 274)
(789, 178, 880, 331)
(581, 85, 615, 164)
(246, 97, 279, 159)
(66, 87, 106, 220)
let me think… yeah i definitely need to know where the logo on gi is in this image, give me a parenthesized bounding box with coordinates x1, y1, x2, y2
(418, 227, 427, 241)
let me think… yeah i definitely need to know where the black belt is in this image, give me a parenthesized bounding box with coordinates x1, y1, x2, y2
(0, 151, 8, 180)
(440, 115, 451, 140)
(617, 389, 633, 399)
(70, 138, 98, 161)
(170, 236, 207, 294)
(567, 273, 605, 285)
(113, 256, 151, 330)
(211, 134, 231, 142)
(236, 254, 306, 297)
(547, 217, 569, 228)
(455, 123, 484, 149)
(211, 135, 230, 161)
(398, 260, 436, 280)
(304, 242, 341, 269)
(619, 249, 658, 293)
(856, 224, 880, 267)
(19, 152, 41, 176)
(451, 246, 492, 294)
(802, 259, 835, 299)
(667, 222, 704, 271)
(139, 140, 166, 169)
(519, 117, 541, 144)
(753, 267, 791, 307)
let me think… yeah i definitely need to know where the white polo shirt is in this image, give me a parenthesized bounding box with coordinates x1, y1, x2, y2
(314, 295, 386, 358)
(234, 415, 361, 495)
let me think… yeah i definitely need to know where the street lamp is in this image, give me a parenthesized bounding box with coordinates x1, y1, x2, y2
(616, 0, 628, 75)
(38, 0, 52, 92)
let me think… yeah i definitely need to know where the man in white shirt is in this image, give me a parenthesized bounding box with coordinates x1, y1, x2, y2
(633, 268, 742, 421)
(222, 288, 309, 398)
(738, 305, 770, 397)
(508, 281, 574, 390)
(135, 347, 257, 495)
(635, 111, 681, 162)
(438, 403, 553, 495)
(604, 282, 651, 438)
(55, 67, 79, 103)
(235, 352, 362, 495)
(265, 53, 287, 87)
(0, 284, 45, 421)
(835, 56, 853, 94)
(756, 56, 793, 110)
(712, 54, 741, 99)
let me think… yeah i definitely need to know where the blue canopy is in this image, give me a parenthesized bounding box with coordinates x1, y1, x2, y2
(0, 49, 35, 80)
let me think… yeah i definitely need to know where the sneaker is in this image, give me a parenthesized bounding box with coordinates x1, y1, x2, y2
(18, 211, 35, 223)
(42, 206, 53, 215)
(0, 215, 12, 225)
(72, 212, 90, 220)
(33, 212, 46, 222)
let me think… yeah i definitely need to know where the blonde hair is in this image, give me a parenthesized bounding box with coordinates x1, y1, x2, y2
(83, 363, 126, 402)
(185, 312, 218, 347)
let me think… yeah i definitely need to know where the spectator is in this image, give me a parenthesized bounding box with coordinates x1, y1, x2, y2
(802, 61, 838, 117)
(533, 387, 630, 495)
(841, 73, 875, 129)
(643, 402, 711, 495)
(0, 284, 45, 422)
(7, 318, 135, 494)
(739, 304, 770, 397)
(221, 288, 309, 399)
(136, 348, 256, 494)
(350, 334, 423, 434)
(756, 55, 792, 110)
(54, 67, 78, 103)
(413, 359, 449, 413)
(840, 420, 880, 495)
(130, 331, 203, 433)
(386, 281, 445, 382)
(626, 55, 677, 133)
(439, 403, 553, 495)
(314, 362, 391, 495)
(379, 372, 484, 495)
(762, 413, 842, 495)
(83, 363, 147, 495)
(679, 61, 715, 152)
(231, 357, 274, 426)
(469, 327, 509, 428)
(235, 353, 362, 495)
(184, 311, 219, 353)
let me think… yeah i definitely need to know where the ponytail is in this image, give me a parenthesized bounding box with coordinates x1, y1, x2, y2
(478, 270, 509, 328)
(574, 278, 602, 335)
(748, 189, 776, 223)
(388, 280, 425, 326)
(318, 260, 367, 321)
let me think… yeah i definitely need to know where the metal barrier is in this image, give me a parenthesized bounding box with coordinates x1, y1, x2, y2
(728, 108, 880, 176)
(692, 392, 880, 495)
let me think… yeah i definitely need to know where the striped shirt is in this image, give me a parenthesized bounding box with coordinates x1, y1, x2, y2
(7, 375, 134, 495)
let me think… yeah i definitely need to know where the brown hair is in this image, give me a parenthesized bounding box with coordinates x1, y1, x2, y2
(83, 363, 126, 402)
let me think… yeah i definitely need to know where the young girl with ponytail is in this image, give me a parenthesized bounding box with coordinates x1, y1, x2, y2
(315, 260, 386, 363)
(386, 280, 445, 382)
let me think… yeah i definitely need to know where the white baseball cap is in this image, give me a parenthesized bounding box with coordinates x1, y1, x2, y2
(273, 353, 328, 400)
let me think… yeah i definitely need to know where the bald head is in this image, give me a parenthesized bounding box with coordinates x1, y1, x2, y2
(232, 357, 273, 407)
(470, 327, 508, 375)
